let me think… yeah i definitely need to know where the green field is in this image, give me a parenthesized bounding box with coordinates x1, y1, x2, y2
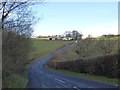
(29, 39, 72, 61)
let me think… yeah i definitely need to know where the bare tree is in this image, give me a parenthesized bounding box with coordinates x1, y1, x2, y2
(97, 39, 115, 55)
(72, 30, 80, 41)
(1, 1, 27, 28)
(64, 31, 72, 39)
(0, 1, 43, 36)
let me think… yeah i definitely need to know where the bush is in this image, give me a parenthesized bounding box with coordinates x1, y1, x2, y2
(2, 31, 32, 77)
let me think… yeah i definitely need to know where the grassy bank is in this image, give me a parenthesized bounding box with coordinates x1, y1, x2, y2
(3, 73, 28, 88)
(49, 68, 119, 85)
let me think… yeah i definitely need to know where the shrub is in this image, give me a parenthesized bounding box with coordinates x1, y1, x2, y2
(2, 31, 32, 77)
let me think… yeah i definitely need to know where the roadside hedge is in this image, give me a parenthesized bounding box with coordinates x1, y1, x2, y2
(47, 53, 119, 78)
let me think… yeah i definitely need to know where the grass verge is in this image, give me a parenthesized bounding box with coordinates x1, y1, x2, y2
(49, 68, 119, 85)
(3, 73, 28, 88)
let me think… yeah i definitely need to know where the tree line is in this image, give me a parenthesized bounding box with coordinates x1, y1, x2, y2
(37, 30, 83, 40)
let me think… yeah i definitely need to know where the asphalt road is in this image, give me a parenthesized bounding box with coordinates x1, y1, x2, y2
(27, 46, 119, 90)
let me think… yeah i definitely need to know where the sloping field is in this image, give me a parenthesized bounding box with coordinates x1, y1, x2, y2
(29, 39, 72, 61)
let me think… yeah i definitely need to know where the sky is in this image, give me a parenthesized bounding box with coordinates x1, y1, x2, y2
(32, 1, 118, 38)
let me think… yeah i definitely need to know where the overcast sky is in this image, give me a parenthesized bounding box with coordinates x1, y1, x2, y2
(32, 1, 118, 38)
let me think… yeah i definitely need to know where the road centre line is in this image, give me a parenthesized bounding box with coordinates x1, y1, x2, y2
(54, 78, 66, 84)
(73, 87, 81, 90)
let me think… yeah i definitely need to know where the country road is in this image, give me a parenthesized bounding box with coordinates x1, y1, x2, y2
(27, 46, 119, 89)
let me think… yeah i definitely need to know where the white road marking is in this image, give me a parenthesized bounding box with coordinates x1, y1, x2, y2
(73, 87, 81, 90)
(114, 84, 118, 86)
(54, 78, 66, 84)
